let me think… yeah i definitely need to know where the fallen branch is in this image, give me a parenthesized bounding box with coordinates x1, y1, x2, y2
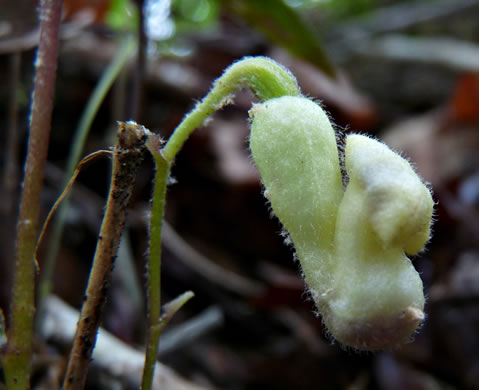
(40, 295, 206, 390)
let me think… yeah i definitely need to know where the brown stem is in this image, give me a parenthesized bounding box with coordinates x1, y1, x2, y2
(3, 1, 63, 388)
(63, 122, 147, 389)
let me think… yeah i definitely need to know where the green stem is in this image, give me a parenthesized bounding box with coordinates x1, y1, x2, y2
(142, 291, 195, 388)
(141, 153, 169, 390)
(161, 56, 300, 162)
(37, 36, 136, 311)
(3, 1, 63, 388)
(141, 56, 300, 390)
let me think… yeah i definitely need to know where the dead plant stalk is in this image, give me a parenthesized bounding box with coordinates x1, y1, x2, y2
(63, 122, 146, 389)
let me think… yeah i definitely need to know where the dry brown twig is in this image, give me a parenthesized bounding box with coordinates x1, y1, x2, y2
(63, 122, 147, 389)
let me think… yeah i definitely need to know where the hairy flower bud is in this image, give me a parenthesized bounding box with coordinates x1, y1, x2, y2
(250, 96, 433, 350)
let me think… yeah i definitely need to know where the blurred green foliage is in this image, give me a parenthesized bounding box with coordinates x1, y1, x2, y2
(224, 0, 336, 77)
(172, 0, 219, 33)
(105, 0, 219, 36)
(105, 0, 139, 32)
(107, 0, 404, 76)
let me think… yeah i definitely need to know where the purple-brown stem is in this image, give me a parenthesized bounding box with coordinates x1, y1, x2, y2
(3, 1, 63, 388)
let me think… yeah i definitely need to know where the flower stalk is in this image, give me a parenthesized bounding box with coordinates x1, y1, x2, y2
(141, 56, 301, 390)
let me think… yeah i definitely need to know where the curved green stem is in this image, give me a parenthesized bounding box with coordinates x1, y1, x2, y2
(141, 56, 300, 390)
(161, 56, 300, 162)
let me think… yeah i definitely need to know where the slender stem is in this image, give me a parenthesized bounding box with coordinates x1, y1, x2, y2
(141, 152, 169, 390)
(38, 36, 137, 313)
(141, 56, 300, 390)
(63, 122, 146, 390)
(161, 56, 300, 162)
(3, 1, 63, 388)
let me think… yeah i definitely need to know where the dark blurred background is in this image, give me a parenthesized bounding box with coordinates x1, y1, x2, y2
(1, 0, 479, 388)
